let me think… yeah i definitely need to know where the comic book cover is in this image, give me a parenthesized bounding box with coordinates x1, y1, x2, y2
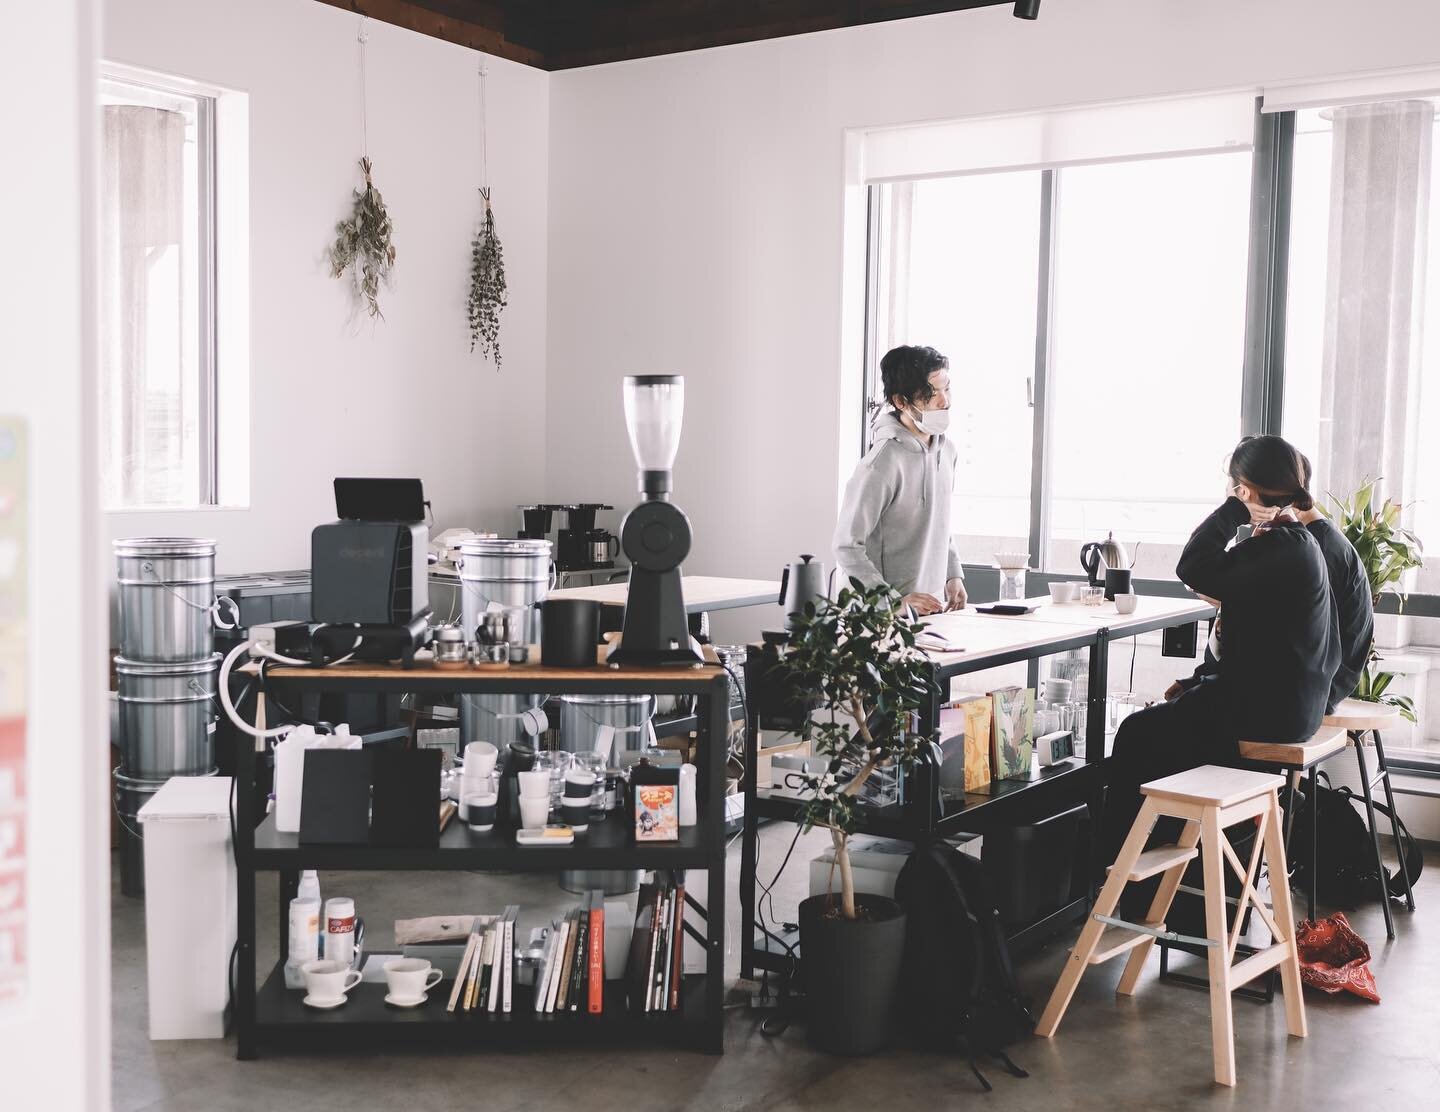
(937, 695, 993, 798)
(634, 783, 678, 842)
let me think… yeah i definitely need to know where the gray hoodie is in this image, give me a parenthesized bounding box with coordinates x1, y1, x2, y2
(833, 409, 963, 599)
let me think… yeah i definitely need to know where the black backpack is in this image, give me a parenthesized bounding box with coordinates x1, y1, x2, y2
(1287, 772, 1424, 908)
(893, 840, 1034, 1090)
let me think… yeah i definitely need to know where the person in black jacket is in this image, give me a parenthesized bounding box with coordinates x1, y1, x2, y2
(1102, 436, 1340, 864)
(1164, 448, 1373, 712)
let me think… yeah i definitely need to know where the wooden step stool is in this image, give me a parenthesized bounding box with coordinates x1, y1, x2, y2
(1036, 765, 1306, 1087)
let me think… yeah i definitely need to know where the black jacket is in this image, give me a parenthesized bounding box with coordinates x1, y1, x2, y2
(1306, 518, 1374, 708)
(1175, 499, 1340, 743)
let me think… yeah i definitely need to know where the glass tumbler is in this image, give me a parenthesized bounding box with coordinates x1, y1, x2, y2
(532, 750, 573, 813)
(572, 752, 607, 816)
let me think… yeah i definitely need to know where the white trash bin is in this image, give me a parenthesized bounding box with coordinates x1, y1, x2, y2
(137, 776, 236, 1039)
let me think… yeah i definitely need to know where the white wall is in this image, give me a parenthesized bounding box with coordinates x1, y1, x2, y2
(0, 1, 110, 1106)
(104, 0, 550, 573)
(546, 0, 1440, 645)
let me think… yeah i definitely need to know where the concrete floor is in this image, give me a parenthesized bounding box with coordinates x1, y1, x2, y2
(113, 825, 1440, 1111)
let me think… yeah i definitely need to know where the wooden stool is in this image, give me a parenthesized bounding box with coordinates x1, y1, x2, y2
(1236, 727, 1347, 924)
(1036, 765, 1306, 1087)
(1323, 699, 1415, 938)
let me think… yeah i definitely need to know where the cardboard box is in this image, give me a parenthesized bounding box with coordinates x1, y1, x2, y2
(808, 835, 913, 899)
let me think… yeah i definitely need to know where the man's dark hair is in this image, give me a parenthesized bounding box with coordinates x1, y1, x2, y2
(880, 345, 949, 411)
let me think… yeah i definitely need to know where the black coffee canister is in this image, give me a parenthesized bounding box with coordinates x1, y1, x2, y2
(1104, 567, 1133, 601)
(541, 599, 601, 667)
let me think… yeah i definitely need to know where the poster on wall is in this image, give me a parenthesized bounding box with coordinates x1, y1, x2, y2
(0, 418, 27, 1010)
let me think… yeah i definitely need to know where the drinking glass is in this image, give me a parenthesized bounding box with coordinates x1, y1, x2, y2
(532, 750, 573, 810)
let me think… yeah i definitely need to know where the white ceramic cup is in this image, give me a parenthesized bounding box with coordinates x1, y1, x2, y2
(1115, 592, 1139, 615)
(384, 958, 443, 1002)
(518, 795, 549, 829)
(302, 959, 362, 1003)
(517, 769, 550, 799)
(1048, 582, 1076, 604)
(463, 741, 498, 779)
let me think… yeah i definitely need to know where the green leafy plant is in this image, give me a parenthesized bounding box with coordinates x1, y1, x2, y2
(1324, 477, 1425, 722)
(467, 187, 508, 366)
(328, 157, 396, 320)
(777, 579, 938, 921)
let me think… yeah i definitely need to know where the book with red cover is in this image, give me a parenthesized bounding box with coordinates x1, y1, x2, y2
(587, 890, 605, 1015)
(669, 875, 686, 1012)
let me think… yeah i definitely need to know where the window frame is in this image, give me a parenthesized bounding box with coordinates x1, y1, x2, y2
(99, 67, 221, 510)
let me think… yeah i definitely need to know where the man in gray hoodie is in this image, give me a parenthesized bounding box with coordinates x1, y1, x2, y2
(834, 345, 966, 615)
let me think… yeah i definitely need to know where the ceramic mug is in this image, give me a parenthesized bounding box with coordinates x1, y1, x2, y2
(463, 741, 499, 779)
(518, 795, 549, 829)
(1114, 592, 1139, 615)
(517, 769, 550, 800)
(383, 958, 443, 1003)
(301, 959, 362, 1004)
(1047, 582, 1076, 604)
(465, 791, 498, 832)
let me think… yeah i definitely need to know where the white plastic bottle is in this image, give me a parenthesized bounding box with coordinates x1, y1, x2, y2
(297, 869, 322, 957)
(678, 763, 698, 827)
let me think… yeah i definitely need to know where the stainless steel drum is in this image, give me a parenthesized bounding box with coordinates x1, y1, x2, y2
(456, 537, 553, 645)
(115, 768, 218, 898)
(114, 538, 229, 662)
(114, 655, 220, 780)
(559, 693, 655, 765)
(458, 538, 553, 745)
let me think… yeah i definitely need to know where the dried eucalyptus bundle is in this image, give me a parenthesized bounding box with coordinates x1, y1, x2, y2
(467, 187, 508, 366)
(329, 157, 396, 320)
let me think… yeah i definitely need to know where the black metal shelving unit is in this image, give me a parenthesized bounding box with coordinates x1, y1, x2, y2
(740, 605, 1214, 977)
(233, 657, 732, 1058)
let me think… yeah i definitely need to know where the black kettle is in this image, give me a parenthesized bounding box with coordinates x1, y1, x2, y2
(779, 554, 826, 630)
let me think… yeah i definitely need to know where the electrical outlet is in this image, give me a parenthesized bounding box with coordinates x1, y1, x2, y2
(249, 619, 308, 659)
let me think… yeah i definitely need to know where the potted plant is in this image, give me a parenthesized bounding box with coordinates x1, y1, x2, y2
(1325, 478, 1425, 721)
(778, 578, 938, 1054)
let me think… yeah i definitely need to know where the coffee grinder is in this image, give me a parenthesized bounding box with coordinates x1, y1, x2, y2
(608, 375, 702, 666)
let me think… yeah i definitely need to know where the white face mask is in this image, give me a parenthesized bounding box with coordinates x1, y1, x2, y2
(912, 406, 951, 437)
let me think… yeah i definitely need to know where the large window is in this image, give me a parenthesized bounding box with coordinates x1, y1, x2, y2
(99, 73, 217, 509)
(869, 149, 1253, 580)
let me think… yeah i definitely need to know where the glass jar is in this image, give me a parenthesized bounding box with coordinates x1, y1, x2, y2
(532, 750, 573, 811)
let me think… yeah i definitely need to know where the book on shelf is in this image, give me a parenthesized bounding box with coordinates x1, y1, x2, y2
(569, 908, 588, 1012)
(499, 905, 518, 1014)
(586, 891, 605, 1015)
(668, 873, 686, 1012)
(986, 685, 1035, 786)
(534, 922, 560, 1013)
(557, 911, 578, 1013)
(546, 917, 570, 1014)
(446, 918, 482, 1014)
(652, 890, 670, 1012)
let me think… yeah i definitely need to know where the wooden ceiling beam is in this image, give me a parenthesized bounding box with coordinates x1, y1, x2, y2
(309, 0, 544, 68)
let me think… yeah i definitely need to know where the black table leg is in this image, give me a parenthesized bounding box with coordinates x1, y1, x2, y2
(1307, 765, 1318, 925)
(739, 711, 759, 981)
(1354, 739, 1395, 940)
(1373, 731, 1415, 913)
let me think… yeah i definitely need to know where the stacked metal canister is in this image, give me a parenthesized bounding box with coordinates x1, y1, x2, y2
(113, 538, 223, 896)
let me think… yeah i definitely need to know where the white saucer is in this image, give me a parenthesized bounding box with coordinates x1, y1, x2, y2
(384, 993, 428, 1008)
(302, 994, 347, 1010)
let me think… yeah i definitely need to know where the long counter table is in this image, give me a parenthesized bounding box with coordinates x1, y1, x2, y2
(739, 592, 1213, 976)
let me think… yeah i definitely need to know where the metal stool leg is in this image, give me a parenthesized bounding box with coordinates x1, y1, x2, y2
(1282, 769, 1301, 858)
(1353, 740, 1395, 940)
(1306, 766, 1318, 924)
(1372, 730, 1415, 914)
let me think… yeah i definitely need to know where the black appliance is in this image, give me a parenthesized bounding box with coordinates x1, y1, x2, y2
(608, 376, 701, 666)
(310, 478, 431, 663)
(556, 502, 615, 571)
(518, 503, 566, 540)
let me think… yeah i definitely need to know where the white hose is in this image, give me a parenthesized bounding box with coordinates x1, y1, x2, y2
(219, 638, 310, 740)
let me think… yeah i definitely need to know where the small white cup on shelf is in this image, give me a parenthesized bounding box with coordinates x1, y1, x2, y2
(1048, 582, 1076, 604)
(1114, 592, 1139, 615)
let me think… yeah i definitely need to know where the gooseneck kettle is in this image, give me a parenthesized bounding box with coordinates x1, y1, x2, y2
(779, 554, 827, 631)
(1079, 532, 1134, 587)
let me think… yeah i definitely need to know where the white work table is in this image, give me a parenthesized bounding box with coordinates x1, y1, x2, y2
(548, 575, 780, 614)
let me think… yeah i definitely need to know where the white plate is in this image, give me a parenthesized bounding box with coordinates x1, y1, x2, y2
(302, 994, 347, 1010)
(384, 993, 428, 1008)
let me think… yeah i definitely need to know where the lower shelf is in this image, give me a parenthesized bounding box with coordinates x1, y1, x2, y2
(250, 962, 715, 1051)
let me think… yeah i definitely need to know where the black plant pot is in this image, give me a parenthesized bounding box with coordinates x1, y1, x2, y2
(798, 893, 907, 1055)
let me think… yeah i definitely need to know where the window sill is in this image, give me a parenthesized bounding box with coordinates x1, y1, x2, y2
(105, 504, 251, 514)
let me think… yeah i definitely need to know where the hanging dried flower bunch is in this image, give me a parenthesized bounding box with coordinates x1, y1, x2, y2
(328, 156, 396, 320)
(467, 187, 508, 366)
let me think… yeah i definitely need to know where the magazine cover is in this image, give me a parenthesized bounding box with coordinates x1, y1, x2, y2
(989, 686, 1035, 782)
(937, 695, 995, 799)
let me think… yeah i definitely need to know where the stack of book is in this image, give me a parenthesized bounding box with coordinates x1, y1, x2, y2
(626, 870, 687, 1015)
(445, 906, 518, 1015)
(532, 891, 607, 1016)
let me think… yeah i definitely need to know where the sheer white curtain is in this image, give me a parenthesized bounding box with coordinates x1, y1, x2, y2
(99, 104, 186, 507)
